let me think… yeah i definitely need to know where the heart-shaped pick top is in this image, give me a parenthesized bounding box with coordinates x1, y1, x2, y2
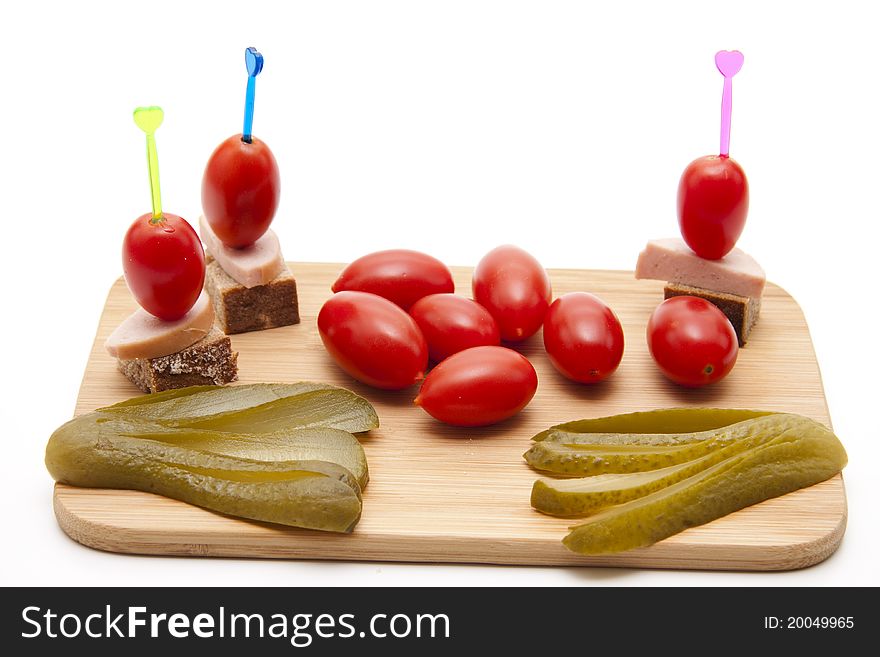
(715, 50, 744, 78)
(133, 106, 164, 135)
(245, 47, 264, 77)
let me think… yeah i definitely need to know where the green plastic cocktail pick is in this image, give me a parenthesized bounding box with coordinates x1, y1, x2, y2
(133, 106, 165, 220)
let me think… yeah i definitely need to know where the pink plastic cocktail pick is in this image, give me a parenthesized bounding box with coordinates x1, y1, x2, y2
(715, 50, 744, 157)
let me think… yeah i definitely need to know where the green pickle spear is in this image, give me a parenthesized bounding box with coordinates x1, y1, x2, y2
(531, 408, 772, 442)
(524, 413, 806, 475)
(46, 384, 379, 532)
(525, 409, 848, 554)
(99, 382, 379, 434)
(86, 417, 370, 489)
(103, 385, 221, 408)
(559, 418, 847, 554)
(47, 424, 362, 532)
(538, 415, 774, 447)
(525, 439, 732, 476)
(531, 415, 804, 516)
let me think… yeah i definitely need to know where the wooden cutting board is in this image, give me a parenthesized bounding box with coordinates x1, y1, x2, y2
(53, 264, 846, 570)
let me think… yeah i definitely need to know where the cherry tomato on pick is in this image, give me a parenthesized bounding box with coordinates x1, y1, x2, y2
(409, 294, 500, 362)
(122, 212, 206, 321)
(647, 296, 738, 387)
(331, 250, 454, 310)
(677, 155, 749, 260)
(543, 292, 624, 383)
(472, 245, 552, 342)
(415, 346, 538, 427)
(318, 291, 428, 390)
(202, 134, 280, 248)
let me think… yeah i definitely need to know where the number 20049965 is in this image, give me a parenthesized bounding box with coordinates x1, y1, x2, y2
(764, 617, 854, 629)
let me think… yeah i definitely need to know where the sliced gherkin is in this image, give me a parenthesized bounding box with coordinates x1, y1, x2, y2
(92, 417, 370, 489)
(47, 383, 381, 532)
(98, 382, 379, 434)
(46, 418, 362, 533)
(524, 413, 808, 476)
(532, 408, 773, 442)
(562, 418, 847, 554)
(524, 438, 731, 475)
(147, 426, 368, 489)
(539, 415, 771, 447)
(531, 417, 792, 516)
(102, 384, 220, 409)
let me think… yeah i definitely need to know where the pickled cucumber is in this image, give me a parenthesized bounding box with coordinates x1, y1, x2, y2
(525, 414, 807, 475)
(562, 419, 847, 554)
(538, 415, 773, 447)
(99, 382, 379, 434)
(531, 417, 795, 516)
(525, 438, 732, 475)
(103, 384, 220, 408)
(78, 416, 370, 489)
(532, 408, 772, 442)
(46, 420, 363, 532)
(46, 383, 380, 532)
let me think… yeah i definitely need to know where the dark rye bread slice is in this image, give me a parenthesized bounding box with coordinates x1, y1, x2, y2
(205, 257, 300, 335)
(117, 327, 238, 393)
(664, 283, 760, 347)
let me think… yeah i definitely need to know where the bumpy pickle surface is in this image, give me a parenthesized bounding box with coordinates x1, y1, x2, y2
(524, 414, 808, 476)
(46, 384, 380, 532)
(85, 417, 371, 489)
(524, 410, 847, 554)
(562, 420, 847, 554)
(531, 408, 772, 442)
(531, 415, 806, 516)
(99, 382, 379, 434)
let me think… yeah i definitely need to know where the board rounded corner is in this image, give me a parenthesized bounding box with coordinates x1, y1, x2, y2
(763, 504, 847, 572)
(53, 483, 136, 556)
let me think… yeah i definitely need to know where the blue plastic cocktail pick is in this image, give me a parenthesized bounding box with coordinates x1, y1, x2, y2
(242, 47, 264, 143)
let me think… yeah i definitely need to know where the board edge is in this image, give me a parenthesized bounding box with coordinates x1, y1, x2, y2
(52, 478, 848, 572)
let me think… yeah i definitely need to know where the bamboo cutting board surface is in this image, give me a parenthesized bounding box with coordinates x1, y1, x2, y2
(53, 264, 847, 570)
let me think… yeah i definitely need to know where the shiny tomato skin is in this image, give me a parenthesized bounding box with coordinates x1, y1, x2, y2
(677, 155, 749, 260)
(318, 291, 428, 390)
(122, 212, 206, 321)
(202, 134, 280, 248)
(472, 245, 552, 342)
(331, 250, 454, 310)
(647, 296, 738, 387)
(414, 346, 538, 427)
(543, 292, 624, 383)
(409, 294, 501, 362)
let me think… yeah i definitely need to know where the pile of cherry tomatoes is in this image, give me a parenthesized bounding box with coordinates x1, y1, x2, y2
(318, 245, 740, 428)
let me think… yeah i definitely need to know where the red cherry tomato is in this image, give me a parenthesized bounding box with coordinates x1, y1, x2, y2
(472, 245, 552, 342)
(318, 291, 428, 390)
(543, 292, 624, 383)
(677, 155, 749, 260)
(331, 250, 454, 310)
(647, 296, 738, 387)
(414, 346, 538, 427)
(409, 294, 500, 362)
(202, 134, 280, 248)
(122, 212, 205, 321)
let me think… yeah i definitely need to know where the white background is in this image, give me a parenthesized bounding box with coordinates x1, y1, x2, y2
(1, 0, 878, 586)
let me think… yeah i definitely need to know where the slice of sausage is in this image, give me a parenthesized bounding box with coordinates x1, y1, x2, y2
(199, 215, 285, 288)
(635, 237, 765, 299)
(106, 291, 215, 360)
